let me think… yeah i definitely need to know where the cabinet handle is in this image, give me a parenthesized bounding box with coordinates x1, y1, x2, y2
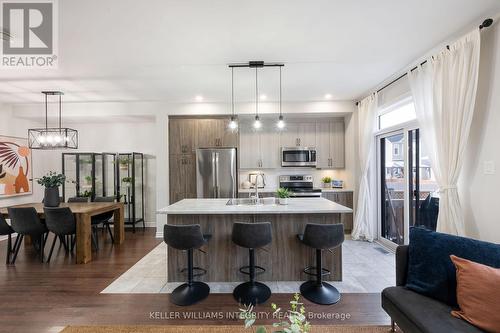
(298, 138, 301, 146)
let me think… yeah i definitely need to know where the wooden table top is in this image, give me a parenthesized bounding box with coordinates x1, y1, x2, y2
(0, 202, 123, 217)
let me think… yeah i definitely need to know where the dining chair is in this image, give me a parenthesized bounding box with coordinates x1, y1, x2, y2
(91, 196, 116, 249)
(43, 207, 77, 263)
(0, 215, 16, 265)
(8, 207, 48, 264)
(67, 197, 89, 203)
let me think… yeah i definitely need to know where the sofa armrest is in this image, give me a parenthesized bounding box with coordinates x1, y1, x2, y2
(396, 245, 409, 286)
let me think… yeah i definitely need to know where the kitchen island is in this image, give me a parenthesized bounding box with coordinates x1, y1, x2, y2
(157, 198, 352, 282)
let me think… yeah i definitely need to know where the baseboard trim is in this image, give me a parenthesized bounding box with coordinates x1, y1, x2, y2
(124, 221, 156, 228)
(155, 231, 163, 239)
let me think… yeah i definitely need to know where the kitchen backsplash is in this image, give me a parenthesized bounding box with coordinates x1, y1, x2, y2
(239, 168, 353, 190)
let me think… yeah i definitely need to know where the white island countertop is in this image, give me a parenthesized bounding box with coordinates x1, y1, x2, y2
(157, 198, 353, 215)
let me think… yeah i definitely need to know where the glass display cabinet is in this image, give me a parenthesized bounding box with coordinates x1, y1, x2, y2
(117, 152, 145, 232)
(62, 153, 118, 201)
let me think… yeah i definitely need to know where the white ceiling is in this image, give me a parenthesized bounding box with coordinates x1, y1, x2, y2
(0, 0, 499, 105)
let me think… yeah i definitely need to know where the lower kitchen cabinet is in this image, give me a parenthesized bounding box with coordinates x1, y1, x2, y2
(322, 191, 354, 233)
(169, 153, 196, 204)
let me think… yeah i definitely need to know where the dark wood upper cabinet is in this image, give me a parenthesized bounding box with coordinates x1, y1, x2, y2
(196, 118, 237, 148)
(169, 118, 197, 154)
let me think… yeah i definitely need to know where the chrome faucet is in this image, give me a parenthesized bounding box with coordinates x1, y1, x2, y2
(251, 173, 265, 202)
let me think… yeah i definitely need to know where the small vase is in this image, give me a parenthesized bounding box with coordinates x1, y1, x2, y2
(279, 197, 288, 205)
(44, 187, 60, 207)
(323, 182, 332, 189)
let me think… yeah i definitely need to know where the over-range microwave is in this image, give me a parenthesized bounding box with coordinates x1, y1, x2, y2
(281, 147, 317, 167)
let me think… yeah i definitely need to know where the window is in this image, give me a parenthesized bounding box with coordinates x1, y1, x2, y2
(378, 97, 416, 130)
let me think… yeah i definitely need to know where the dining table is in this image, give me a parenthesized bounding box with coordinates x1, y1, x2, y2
(0, 202, 125, 264)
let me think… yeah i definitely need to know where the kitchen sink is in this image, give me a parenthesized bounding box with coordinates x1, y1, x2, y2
(226, 197, 278, 206)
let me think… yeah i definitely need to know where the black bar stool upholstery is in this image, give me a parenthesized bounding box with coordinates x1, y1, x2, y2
(163, 224, 210, 306)
(44, 207, 77, 263)
(0, 216, 16, 265)
(232, 222, 272, 305)
(8, 207, 48, 264)
(298, 223, 344, 305)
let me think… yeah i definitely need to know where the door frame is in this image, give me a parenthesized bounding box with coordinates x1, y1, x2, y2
(375, 120, 419, 250)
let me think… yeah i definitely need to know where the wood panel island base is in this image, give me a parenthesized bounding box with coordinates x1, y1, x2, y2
(158, 198, 353, 283)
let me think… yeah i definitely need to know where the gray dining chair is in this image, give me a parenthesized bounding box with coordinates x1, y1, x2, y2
(0, 215, 16, 265)
(8, 207, 48, 264)
(43, 207, 77, 263)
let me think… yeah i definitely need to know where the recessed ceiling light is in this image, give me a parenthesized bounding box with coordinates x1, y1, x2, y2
(195, 95, 203, 102)
(324, 94, 332, 100)
(260, 94, 267, 100)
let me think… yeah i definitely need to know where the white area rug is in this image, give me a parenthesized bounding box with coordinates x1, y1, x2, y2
(101, 239, 395, 294)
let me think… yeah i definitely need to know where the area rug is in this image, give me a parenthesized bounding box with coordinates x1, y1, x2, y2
(60, 325, 397, 333)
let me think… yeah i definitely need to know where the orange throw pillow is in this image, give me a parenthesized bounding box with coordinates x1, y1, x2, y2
(450, 255, 500, 333)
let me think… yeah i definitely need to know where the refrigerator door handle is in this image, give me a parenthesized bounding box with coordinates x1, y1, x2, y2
(211, 152, 217, 198)
(215, 152, 220, 198)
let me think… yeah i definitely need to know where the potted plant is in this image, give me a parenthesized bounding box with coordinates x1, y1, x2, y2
(122, 176, 132, 187)
(276, 187, 290, 205)
(240, 293, 311, 333)
(321, 176, 332, 188)
(84, 175, 92, 186)
(81, 190, 93, 198)
(37, 171, 66, 207)
(118, 157, 130, 171)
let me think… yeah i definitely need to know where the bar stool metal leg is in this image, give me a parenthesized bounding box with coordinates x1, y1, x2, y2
(233, 248, 271, 306)
(170, 249, 210, 306)
(300, 249, 341, 305)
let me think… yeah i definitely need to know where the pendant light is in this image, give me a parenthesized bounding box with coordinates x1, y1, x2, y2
(253, 67, 262, 130)
(28, 91, 78, 149)
(276, 66, 285, 130)
(228, 67, 238, 131)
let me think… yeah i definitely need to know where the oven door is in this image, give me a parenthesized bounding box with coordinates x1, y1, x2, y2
(281, 148, 317, 167)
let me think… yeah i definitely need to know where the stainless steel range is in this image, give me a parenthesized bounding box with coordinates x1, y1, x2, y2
(279, 175, 322, 197)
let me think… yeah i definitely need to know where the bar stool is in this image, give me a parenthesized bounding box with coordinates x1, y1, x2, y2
(163, 224, 210, 306)
(298, 223, 344, 305)
(232, 222, 272, 305)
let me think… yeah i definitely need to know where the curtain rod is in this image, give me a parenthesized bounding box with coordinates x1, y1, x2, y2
(355, 18, 493, 106)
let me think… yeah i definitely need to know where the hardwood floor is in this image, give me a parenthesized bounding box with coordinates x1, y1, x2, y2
(0, 229, 389, 333)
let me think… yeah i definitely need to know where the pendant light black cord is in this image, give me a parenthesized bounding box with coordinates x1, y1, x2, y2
(231, 67, 235, 117)
(44, 93, 48, 131)
(59, 94, 62, 130)
(279, 66, 282, 117)
(255, 67, 259, 118)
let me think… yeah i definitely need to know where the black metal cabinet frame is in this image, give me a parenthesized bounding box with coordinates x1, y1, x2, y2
(116, 152, 145, 233)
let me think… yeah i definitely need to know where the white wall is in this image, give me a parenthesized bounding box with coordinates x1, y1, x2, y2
(0, 105, 158, 228)
(459, 22, 500, 243)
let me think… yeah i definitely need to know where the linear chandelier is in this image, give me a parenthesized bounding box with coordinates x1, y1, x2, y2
(28, 91, 78, 149)
(228, 61, 285, 131)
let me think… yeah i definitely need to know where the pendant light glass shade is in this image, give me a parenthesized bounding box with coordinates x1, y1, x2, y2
(227, 67, 238, 132)
(253, 115, 262, 129)
(276, 66, 285, 130)
(228, 115, 238, 130)
(28, 91, 78, 149)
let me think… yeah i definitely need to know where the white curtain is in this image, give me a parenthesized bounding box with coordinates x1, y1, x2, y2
(352, 93, 378, 241)
(408, 30, 481, 235)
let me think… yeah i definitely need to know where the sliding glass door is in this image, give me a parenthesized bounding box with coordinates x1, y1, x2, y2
(378, 128, 439, 248)
(409, 129, 439, 231)
(379, 131, 406, 246)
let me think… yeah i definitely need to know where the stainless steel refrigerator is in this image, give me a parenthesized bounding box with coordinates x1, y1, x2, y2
(196, 148, 237, 198)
